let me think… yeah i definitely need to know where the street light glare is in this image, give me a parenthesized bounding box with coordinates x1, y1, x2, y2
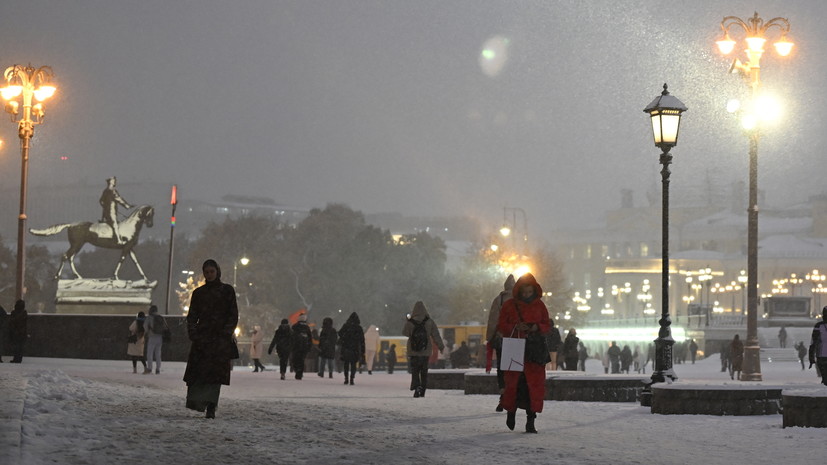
(756, 94, 783, 123)
(774, 37, 794, 56)
(240, 257, 250, 266)
(716, 35, 736, 55)
(1, 85, 22, 99)
(726, 99, 741, 113)
(745, 36, 766, 53)
(741, 113, 758, 131)
(33, 85, 56, 101)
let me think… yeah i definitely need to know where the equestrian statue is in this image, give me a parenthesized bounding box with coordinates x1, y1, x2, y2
(29, 204, 155, 281)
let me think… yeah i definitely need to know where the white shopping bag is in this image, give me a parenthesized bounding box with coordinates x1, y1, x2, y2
(501, 337, 525, 372)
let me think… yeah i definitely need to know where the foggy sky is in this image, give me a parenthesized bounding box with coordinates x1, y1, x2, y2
(0, 0, 825, 244)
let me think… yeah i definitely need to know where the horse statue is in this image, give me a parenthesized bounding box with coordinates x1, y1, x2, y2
(29, 205, 155, 281)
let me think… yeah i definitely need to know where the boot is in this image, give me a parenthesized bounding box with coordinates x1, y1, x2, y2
(133, 367, 137, 374)
(413, 387, 421, 398)
(526, 411, 537, 434)
(206, 403, 216, 419)
(329, 373, 333, 379)
(506, 411, 516, 431)
(280, 373, 285, 380)
(349, 378, 355, 385)
(143, 368, 152, 374)
(253, 368, 259, 373)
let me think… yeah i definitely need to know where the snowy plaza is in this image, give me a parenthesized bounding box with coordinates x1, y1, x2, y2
(1, 355, 824, 465)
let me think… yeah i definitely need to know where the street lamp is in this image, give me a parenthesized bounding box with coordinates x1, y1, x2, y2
(716, 12, 793, 382)
(501, 207, 528, 254)
(0, 64, 57, 301)
(233, 256, 250, 288)
(643, 83, 687, 385)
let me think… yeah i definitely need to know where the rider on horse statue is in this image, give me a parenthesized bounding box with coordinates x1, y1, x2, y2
(99, 177, 132, 245)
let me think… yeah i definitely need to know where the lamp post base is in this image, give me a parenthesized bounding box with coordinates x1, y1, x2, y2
(740, 344, 763, 381)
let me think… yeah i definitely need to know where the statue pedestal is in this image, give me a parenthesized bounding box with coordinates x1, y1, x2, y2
(55, 278, 157, 315)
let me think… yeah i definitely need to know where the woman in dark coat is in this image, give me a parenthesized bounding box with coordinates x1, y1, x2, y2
(497, 273, 550, 433)
(730, 334, 744, 380)
(338, 312, 365, 385)
(183, 259, 239, 419)
(268, 319, 292, 380)
(562, 328, 579, 371)
(290, 314, 313, 380)
(317, 317, 338, 378)
(9, 300, 28, 364)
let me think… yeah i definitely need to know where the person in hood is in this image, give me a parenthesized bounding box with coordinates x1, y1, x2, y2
(250, 325, 266, 372)
(127, 311, 147, 373)
(183, 259, 239, 419)
(338, 312, 365, 385)
(486, 274, 515, 411)
(497, 273, 550, 433)
(9, 300, 28, 364)
(317, 317, 337, 378)
(291, 314, 313, 380)
(809, 306, 827, 385)
(403, 301, 445, 398)
(268, 319, 293, 380)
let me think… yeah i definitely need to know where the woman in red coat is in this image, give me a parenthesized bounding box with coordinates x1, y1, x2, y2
(497, 273, 551, 433)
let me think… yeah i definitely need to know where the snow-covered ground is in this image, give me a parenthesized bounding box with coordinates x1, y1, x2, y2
(2, 355, 824, 465)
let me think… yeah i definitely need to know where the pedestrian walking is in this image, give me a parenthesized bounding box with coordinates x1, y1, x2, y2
(497, 273, 550, 433)
(778, 326, 788, 349)
(268, 319, 292, 380)
(720, 341, 730, 373)
(250, 325, 266, 372)
(144, 305, 167, 374)
(562, 328, 580, 371)
(126, 311, 147, 373)
(620, 345, 633, 374)
(730, 334, 744, 381)
(386, 344, 397, 374)
(291, 314, 313, 380)
(796, 341, 807, 370)
(317, 317, 337, 378)
(8, 300, 27, 363)
(578, 341, 589, 372)
(404, 301, 445, 398)
(809, 306, 827, 385)
(183, 259, 240, 419)
(689, 339, 699, 364)
(338, 312, 365, 385)
(486, 274, 515, 411)
(607, 341, 621, 374)
(364, 324, 380, 374)
(546, 323, 562, 371)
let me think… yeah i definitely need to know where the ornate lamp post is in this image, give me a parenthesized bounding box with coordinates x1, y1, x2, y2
(0, 64, 57, 301)
(716, 12, 793, 381)
(643, 83, 687, 385)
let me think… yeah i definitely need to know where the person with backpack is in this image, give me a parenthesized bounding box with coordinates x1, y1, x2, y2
(144, 305, 167, 374)
(338, 312, 366, 385)
(268, 319, 293, 380)
(291, 314, 313, 380)
(403, 301, 445, 398)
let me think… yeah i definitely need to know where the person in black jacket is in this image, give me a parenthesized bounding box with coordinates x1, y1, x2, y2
(338, 312, 365, 386)
(562, 328, 579, 371)
(608, 341, 622, 374)
(291, 314, 313, 380)
(268, 319, 292, 380)
(386, 344, 397, 374)
(546, 323, 562, 370)
(317, 317, 338, 378)
(9, 300, 28, 364)
(620, 345, 633, 373)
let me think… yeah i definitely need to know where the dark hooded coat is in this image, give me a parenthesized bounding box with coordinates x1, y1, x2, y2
(318, 317, 338, 359)
(183, 262, 239, 386)
(338, 312, 365, 363)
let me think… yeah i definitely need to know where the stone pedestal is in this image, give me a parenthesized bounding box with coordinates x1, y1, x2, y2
(651, 384, 784, 415)
(55, 278, 156, 315)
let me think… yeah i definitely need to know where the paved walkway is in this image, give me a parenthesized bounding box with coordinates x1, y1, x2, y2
(0, 368, 26, 465)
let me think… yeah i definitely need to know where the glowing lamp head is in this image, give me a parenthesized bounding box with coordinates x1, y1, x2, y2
(643, 83, 688, 150)
(499, 225, 511, 237)
(0, 85, 22, 100)
(239, 257, 250, 266)
(745, 36, 766, 53)
(774, 36, 794, 57)
(33, 85, 56, 101)
(716, 33, 736, 55)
